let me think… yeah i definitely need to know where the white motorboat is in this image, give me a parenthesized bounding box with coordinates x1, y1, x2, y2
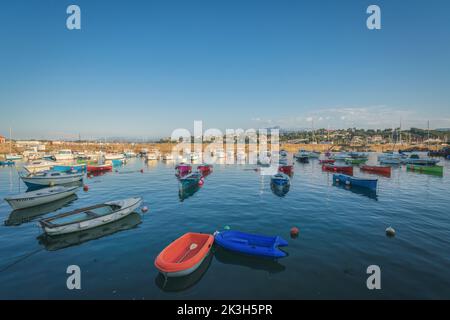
(39, 197, 143, 235)
(24, 160, 56, 173)
(6, 154, 22, 161)
(20, 171, 84, 188)
(54, 150, 74, 161)
(4, 186, 79, 210)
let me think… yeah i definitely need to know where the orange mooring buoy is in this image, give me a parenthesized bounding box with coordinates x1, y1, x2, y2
(83, 185, 89, 192)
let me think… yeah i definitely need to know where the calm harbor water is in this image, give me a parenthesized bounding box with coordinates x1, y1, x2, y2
(0, 154, 449, 299)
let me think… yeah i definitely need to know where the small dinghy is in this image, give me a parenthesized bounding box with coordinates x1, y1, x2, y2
(271, 173, 290, 186)
(322, 164, 353, 175)
(333, 173, 378, 191)
(344, 158, 368, 165)
(39, 197, 142, 236)
(4, 186, 79, 210)
(179, 172, 204, 187)
(214, 230, 288, 259)
(87, 164, 112, 173)
(360, 165, 391, 176)
(197, 164, 213, 175)
(278, 165, 293, 176)
(155, 232, 214, 277)
(20, 171, 84, 188)
(319, 159, 335, 164)
(406, 164, 443, 176)
(175, 163, 192, 176)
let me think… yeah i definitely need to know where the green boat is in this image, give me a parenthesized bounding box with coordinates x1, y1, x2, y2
(344, 158, 368, 165)
(407, 164, 444, 176)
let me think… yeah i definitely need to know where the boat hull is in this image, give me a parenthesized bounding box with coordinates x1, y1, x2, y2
(5, 186, 78, 210)
(21, 173, 84, 188)
(406, 164, 443, 175)
(214, 230, 288, 259)
(41, 197, 142, 236)
(322, 164, 353, 175)
(333, 173, 378, 191)
(155, 233, 214, 278)
(360, 165, 391, 175)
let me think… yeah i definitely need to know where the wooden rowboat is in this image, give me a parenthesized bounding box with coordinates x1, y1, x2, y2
(39, 197, 142, 236)
(360, 165, 391, 176)
(322, 164, 353, 175)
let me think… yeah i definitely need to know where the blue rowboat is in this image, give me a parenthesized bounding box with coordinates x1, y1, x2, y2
(333, 173, 378, 191)
(214, 230, 288, 259)
(52, 164, 86, 173)
(447, 155, 450, 160)
(270, 173, 290, 186)
(111, 159, 124, 166)
(0, 160, 15, 166)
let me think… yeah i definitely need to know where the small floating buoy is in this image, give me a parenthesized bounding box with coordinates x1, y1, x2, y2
(140, 169, 144, 173)
(141, 206, 148, 213)
(83, 185, 89, 192)
(345, 180, 350, 185)
(198, 179, 204, 186)
(386, 226, 396, 237)
(290, 227, 299, 238)
(224, 225, 231, 230)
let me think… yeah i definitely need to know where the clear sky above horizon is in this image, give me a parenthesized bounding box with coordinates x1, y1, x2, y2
(1, 0, 449, 139)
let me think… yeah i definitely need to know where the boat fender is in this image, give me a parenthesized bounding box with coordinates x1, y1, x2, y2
(141, 206, 148, 213)
(198, 178, 204, 186)
(83, 185, 89, 192)
(345, 180, 351, 185)
(386, 227, 396, 237)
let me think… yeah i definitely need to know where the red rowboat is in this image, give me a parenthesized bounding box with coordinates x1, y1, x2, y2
(319, 159, 335, 164)
(322, 164, 353, 175)
(197, 164, 213, 175)
(278, 165, 294, 176)
(360, 165, 391, 176)
(87, 164, 112, 173)
(155, 232, 214, 277)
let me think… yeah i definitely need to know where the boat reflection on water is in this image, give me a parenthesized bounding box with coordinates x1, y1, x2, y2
(270, 183, 290, 197)
(155, 251, 214, 292)
(179, 184, 201, 201)
(37, 212, 142, 251)
(332, 182, 378, 201)
(214, 246, 286, 274)
(4, 194, 78, 226)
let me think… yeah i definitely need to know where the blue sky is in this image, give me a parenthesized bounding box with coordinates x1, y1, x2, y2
(0, 0, 449, 139)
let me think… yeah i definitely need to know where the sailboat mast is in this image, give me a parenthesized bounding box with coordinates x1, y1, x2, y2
(9, 127, 12, 154)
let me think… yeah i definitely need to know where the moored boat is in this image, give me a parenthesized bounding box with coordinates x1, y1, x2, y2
(24, 160, 55, 173)
(175, 163, 192, 176)
(319, 159, 335, 164)
(197, 164, 213, 175)
(333, 173, 378, 191)
(155, 232, 215, 277)
(4, 186, 79, 210)
(402, 158, 440, 166)
(296, 156, 309, 163)
(54, 150, 74, 161)
(406, 164, 443, 175)
(179, 172, 204, 187)
(87, 164, 112, 173)
(271, 173, 290, 186)
(360, 165, 391, 176)
(0, 160, 15, 166)
(5, 154, 22, 161)
(278, 164, 294, 176)
(39, 197, 143, 236)
(20, 171, 84, 188)
(345, 158, 368, 165)
(322, 164, 353, 175)
(214, 230, 288, 258)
